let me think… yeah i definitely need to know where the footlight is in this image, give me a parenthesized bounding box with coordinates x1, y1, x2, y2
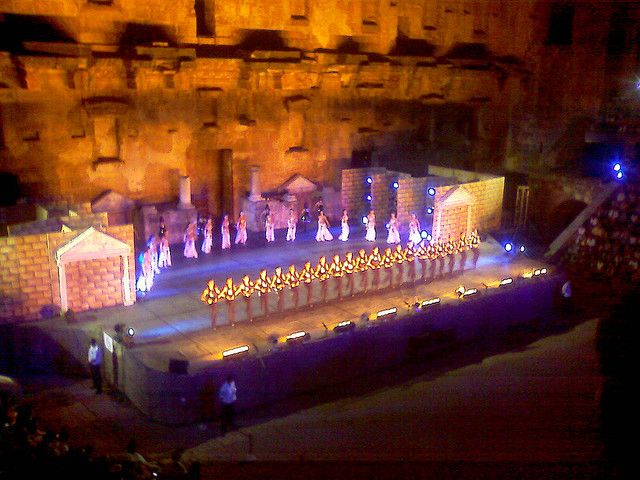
(285, 331, 309, 344)
(499, 277, 513, 287)
(504, 242, 513, 252)
(376, 307, 397, 320)
(462, 288, 478, 297)
(420, 297, 441, 308)
(333, 320, 356, 333)
(519, 245, 526, 253)
(222, 345, 249, 359)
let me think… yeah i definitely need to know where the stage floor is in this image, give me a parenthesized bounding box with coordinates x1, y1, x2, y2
(47, 230, 552, 375)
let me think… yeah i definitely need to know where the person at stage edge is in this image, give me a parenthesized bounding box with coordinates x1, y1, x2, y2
(219, 375, 237, 435)
(88, 339, 102, 394)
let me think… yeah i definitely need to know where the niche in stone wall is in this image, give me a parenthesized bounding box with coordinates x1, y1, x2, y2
(83, 97, 128, 169)
(284, 95, 310, 153)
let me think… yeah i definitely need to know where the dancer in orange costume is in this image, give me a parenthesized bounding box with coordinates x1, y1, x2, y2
(254, 269, 271, 317)
(392, 244, 406, 287)
(457, 232, 467, 274)
(415, 240, 429, 282)
(235, 211, 247, 246)
(218, 278, 238, 326)
(328, 254, 344, 300)
(342, 251, 356, 296)
(445, 236, 456, 276)
(236, 275, 255, 322)
(367, 247, 383, 291)
(404, 241, 416, 285)
(221, 214, 231, 250)
(271, 266, 286, 312)
(435, 238, 445, 277)
(201, 218, 213, 254)
(201, 279, 221, 330)
(298, 261, 316, 307)
(470, 229, 480, 269)
(284, 264, 301, 309)
(315, 256, 331, 303)
(381, 247, 394, 288)
(354, 249, 369, 293)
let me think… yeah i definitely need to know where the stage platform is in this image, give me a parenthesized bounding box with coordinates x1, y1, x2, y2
(7, 230, 562, 424)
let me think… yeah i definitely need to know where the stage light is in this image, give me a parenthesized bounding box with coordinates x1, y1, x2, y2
(462, 288, 478, 297)
(519, 245, 525, 253)
(499, 277, 513, 286)
(285, 331, 309, 343)
(222, 345, 249, 359)
(420, 230, 428, 239)
(504, 242, 513, 252)
(366, 176, 373, 184)
(366, 194, 372, 201)
(376, 307, 397, 319)
(533, 268, 541, 276)
(613, 163, 621, 172)
(455, 285, 465, 297)
(522, 271, 533, 279)
(392, 181, 399, 189)
(333, 320, 356, 333)
(427, 187, 436, 196)
(616, 171, 623, 179)
(362, 216, 368, 224)
(420, 297, 441, 308)
(541, 268, 547, 274)
(127, 327, 135, 337)
(426, 207, 434, 214)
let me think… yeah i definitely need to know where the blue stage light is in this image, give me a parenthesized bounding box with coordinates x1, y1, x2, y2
(504, 242, 513, 252)
(613, 163, 621, 172)
(127, 327, 136, 337)
(426, 207, 434, 214)
(427, 187, 436, 196)
(519, 245, 525, 253)
(420, 230, 428, 239)
(362, 216, 368, 224)
(366, 176, 373, 184)
(616, 171, 623, 179)
(366, 194, 372, 201)
(392, 181, 399, 189)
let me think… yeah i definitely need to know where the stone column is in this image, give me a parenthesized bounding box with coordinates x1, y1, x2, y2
(248, 165, 263, 202)
(178, 176, 192, 208)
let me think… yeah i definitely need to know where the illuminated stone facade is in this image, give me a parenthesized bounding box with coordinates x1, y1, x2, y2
(0, 1, 635, 218)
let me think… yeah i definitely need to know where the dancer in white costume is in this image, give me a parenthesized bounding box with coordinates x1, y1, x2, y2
(386, 212, 401, 244)
(183, 222, 198, 258)
(338, 209, 349, 241)
(365, 210, 376, 242)
(408, 213, 422, 245)
(201, 218, 213, 254)
(235, 211, 247, 246)
(286, 209, 297, 241)
(148, 235, 160, 274)
(315, 212, 333, 241)
(158, 236, 172, 268)
(221, 214, 231, 250)
(265, 213, 275, 242)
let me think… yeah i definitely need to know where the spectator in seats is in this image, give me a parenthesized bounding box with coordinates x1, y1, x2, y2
(88, 339, 102, 394)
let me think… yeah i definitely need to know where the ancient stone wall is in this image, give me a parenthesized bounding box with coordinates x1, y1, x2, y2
(0, 225, 135, 323)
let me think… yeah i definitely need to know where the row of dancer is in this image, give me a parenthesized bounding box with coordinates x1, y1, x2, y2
(201, 230, 480, 328)
(136, 229, 172, 294)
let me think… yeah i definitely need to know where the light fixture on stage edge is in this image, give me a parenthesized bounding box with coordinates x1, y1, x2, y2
(499, 277, 513, 287)
(375, 307, 397, 320)
(222, 345, 250, 359)
(127, 327, 136, 337)
(519, 245, 526, 253)
(285, 331, 309, 344)
(420, 297, 441, 308)
(456, 286, 478, 298)
(504, 242, 513, 252)
(333, 320, 356, 333)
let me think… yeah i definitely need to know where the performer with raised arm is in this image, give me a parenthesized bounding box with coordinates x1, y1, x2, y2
(386, 212, 401, 244)
(265, 213, 275, 243)
(365, 210, 376, 242)
(183, 221, 198, 258)
(218, 278, 238, 326)
(254, 269, 271, 317)
(381, 247, 394, 288)
(470, 229, 481, 268)
(457, 232, 467, 273)
(342, 251, 356, 297)
(286, 208, 297, 242)
(284, 264, 301, 309)
(392, 244, 406, 287)
(328, 254, 344, 299)
(271, 266, 286, 312)
(404, 241, 417, 285)
(445, 236, 456, 276)
(158, 216, 167, 239)
(236, 275, 255, 322)
(158, 234, 172, 268)
(354, 248, 369, 293)
(428, 240, 438, 281)
(315, 256, 331, 303)
(221, 214, 231, 250)
(408, 213, 422, 245)
(367, 246, 383, 291)
(201, 218, 213, 254)
(338, 209, 350, 241)
(298, 261, 315, 307)
(235, 211, 247, 246)
(201, 279, 221, 329)
(316, 211, 333, 242)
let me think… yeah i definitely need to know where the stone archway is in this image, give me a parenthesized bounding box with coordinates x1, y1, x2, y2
(55, 227, 134, 313)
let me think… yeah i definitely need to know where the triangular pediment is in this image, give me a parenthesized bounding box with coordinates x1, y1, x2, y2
(92, 189, 136, 213)
(279, 174, 319, 194)
(439, 186, 474, 206)
(56, 227, 130, 263)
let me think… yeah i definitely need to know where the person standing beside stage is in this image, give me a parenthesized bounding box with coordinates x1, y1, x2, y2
(365, 210, 376, 242)
(219, 375, 237, 435)
(408, 213, 422, 245)
(201, 218, 213, 254)
(88, 339, 102, 394)
(235, 211, 247, 246)
(183, 222, 198, 259)
(221, 214, 231, 250)
(386, 212, 401, 244)
(316, 211, 333, 242)
(338, 209, 350, 241)
(286, 209, 297, 242)
(265, 213, 275, 243)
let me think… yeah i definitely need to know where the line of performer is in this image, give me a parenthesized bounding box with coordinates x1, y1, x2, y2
(201, 230, 481, 329)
